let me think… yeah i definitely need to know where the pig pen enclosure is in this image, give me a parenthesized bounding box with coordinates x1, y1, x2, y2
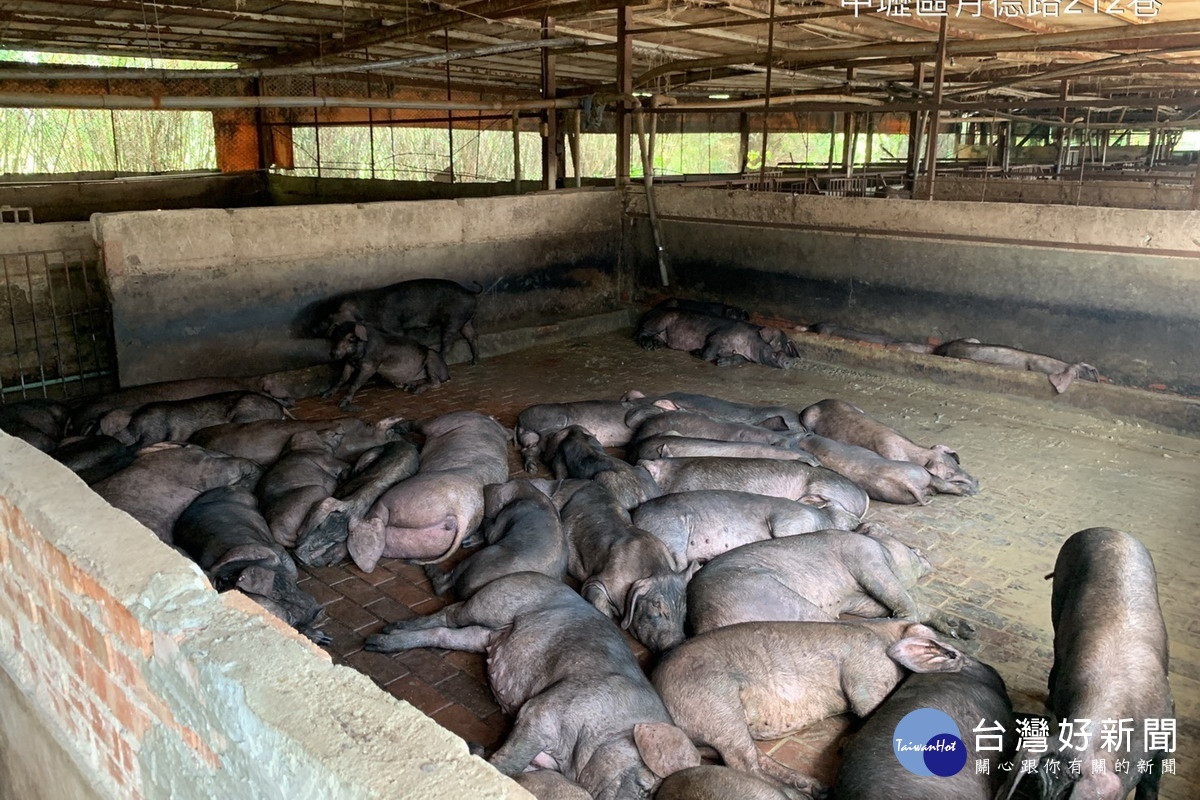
(0, 189, 1197, 800)
(3, 3, 1200, 797)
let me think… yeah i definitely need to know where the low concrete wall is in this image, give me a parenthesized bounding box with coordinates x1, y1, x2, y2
(95, 190, 623, 385)
(0, 431, 529, 800)
(0, 221, 97, 257)
(0, 173, 268, 223)
(923, 176, 1195, 210)
(625, 187, 1200, 393)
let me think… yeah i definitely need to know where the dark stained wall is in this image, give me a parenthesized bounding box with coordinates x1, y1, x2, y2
(625, 187, 1200, 394)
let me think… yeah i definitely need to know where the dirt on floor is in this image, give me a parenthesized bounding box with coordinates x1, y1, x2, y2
(292, 328, 1200, 799)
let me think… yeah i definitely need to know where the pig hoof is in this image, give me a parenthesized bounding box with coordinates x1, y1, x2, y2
(303, 626, 333, 647)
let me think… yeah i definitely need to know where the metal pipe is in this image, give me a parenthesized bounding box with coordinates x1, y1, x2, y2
(635, 18, 1200, 87)
(922, 16, 949, 201)
(758, 0, 777, 187)
(0, 38, 590, 81)
(0, 92, 581, 112)
(635, 103, 669, 288)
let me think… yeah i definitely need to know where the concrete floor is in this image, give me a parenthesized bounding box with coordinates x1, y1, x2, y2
(292, 328, 1199, 799)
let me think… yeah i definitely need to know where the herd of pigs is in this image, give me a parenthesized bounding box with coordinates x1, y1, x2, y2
(0, 280, 1171, 800)
(636, 297, 1101, 394)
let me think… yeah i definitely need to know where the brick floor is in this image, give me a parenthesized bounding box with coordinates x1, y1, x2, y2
(293, 328, 1200, 799)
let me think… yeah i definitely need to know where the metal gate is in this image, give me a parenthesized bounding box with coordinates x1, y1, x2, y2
(1, 248, 117, 403)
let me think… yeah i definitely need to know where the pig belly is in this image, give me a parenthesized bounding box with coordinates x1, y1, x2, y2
(741, 680, 848, 740)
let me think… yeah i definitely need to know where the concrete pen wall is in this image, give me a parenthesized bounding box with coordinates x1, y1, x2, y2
(625, 186, 1200, 394)
(95, 190, 623, 386)
(0, 431, 530, 800)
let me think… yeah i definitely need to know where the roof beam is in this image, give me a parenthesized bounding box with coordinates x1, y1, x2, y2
(262, 0, 630, 66)
(635, 16, 1200, 86)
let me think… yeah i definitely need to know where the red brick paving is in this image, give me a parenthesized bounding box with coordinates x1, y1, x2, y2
(290, 328, 1200, 799)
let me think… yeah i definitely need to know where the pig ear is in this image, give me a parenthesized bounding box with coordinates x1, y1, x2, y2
(99, 409, 133, 439)
(353, 323, 368, 341)
(932, 444, 960, 464)
(799, 494, 830, 508)
(887, 636, 965, 674)
(652, 399, 679, 411)
(622, 578, 651, 630)
(633, 723, 701, 779)
(235, 565, 279, 598)
(681, 560, 702, 580)
(622, 390, 646, 401)
(1049, 368, 1075, 394)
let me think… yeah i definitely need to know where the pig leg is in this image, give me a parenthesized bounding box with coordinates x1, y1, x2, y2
(294, 498, 351, 567)
(365, 621, 491, 653)
(849, 562, 921, 621)
(339, 362, 378, 409)
(665, 678, 824, 795)
(423, 563, 455, 596)
(927, 473, 976, 497)
(581, 579, 619, 620)
(321, 363, 355, 400)
(848, 563, 973, 639)
(266, 486, 329, 548)
(460, 320, 479, 365)
(489, 696, 562, 776)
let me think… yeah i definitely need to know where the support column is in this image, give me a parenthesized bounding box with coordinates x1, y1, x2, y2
(1054, 79, 1070, 174)
(738, 112, 751, 173)
(758, 0, 777, 186)
(1147, 106, 1160, 168)
(615, 4, 633, 186)
(921, 16, 948, 200)
(541, 16, 558, 190)
(512, 111, 522, 193)
(905, 59, 925, 191)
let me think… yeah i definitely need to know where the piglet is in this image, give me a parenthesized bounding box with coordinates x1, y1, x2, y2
(366, 573, 701, 800)
(640, 456, 869, 519)
(0, 398, 69, 452)
(174, 487, 328, 644)
(833, 654, 1016, 800)
(686, 529, 972, 639)
(632, 490, 861, 567)
(628, 434, 817, 465)
(190, 415, 406, 467)
(100, 391, 287, 449)
(542, 425, 661, 511)
(323, 322, 450, 408)
(256, 430, 349, 547)
(934, 338, 1099, 393)
(555, 481, 696, 654)
(516, 393, 669, 473)
(642, 391, 802, 430)
(424, 479, 568, 599)
(92, 443, 262, 542)
(1001, 528, 1173, 800)
(792, 431, 976, 504)
(632, 411, 811, 455)
(347, 411, 509, 568)
(800, 399, 978, 494)
(653, 620, 970, 795)
(293, 439, 419, 567)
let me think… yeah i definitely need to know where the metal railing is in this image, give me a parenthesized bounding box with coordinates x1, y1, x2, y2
(1, 249, 117, 402)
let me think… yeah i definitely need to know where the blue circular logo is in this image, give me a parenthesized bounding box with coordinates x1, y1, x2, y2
(892, 708, 967, 777)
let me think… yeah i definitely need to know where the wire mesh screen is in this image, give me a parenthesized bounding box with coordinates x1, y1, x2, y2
(0, 105, 216, 175)
(0, 249, 116, 402)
